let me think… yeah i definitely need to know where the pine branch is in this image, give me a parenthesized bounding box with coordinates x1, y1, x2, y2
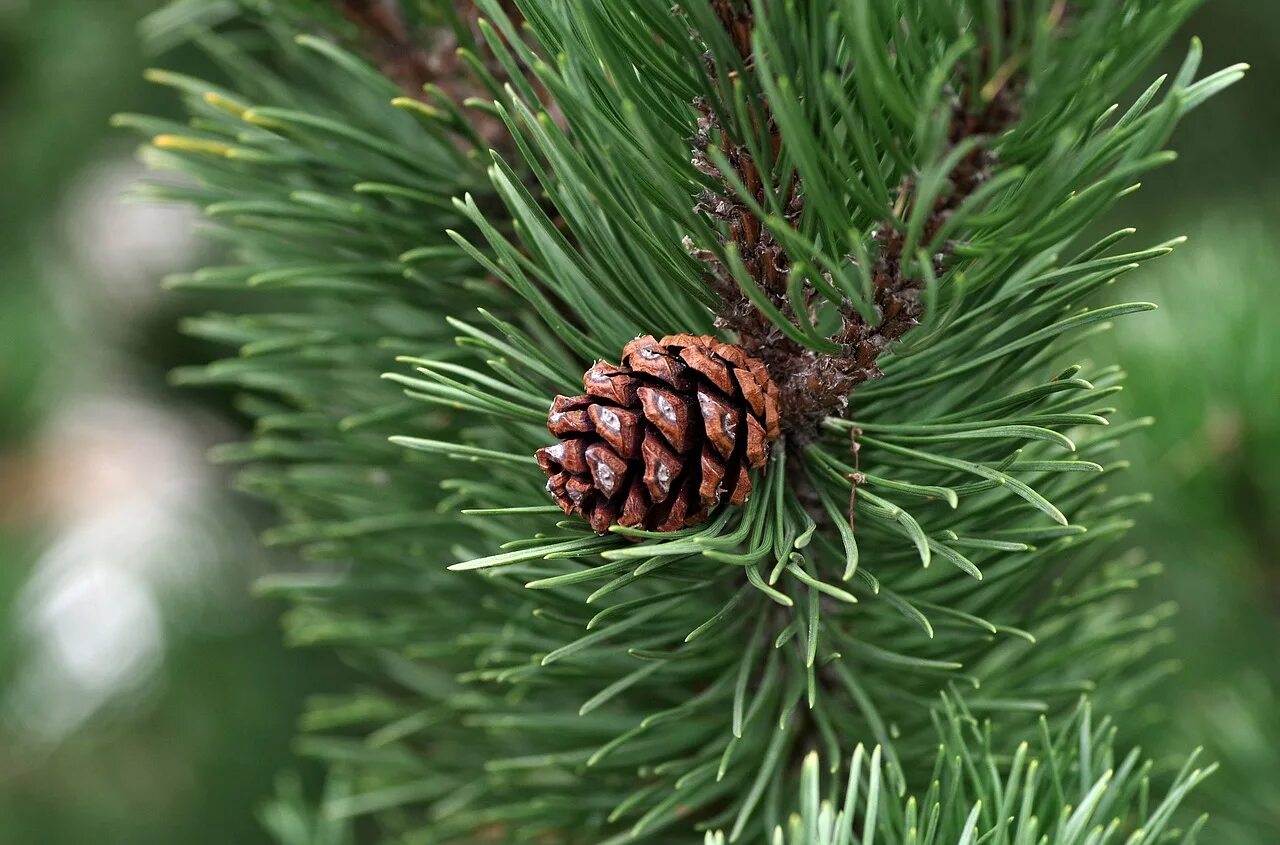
(691, 3, 1058, 438)
(840, 32, 1027, 388)
(715, 697, 1215, 845)
(132, 1, 1247, 842)
(689, 2, 834, 438)
(335, 0, 515, 144)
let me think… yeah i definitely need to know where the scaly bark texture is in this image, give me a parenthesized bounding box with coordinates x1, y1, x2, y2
(691, 3, 1028, 439)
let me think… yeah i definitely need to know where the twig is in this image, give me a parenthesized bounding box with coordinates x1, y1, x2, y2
(689, 5, 1036, 441)
(335, 0, 436, 98)
(846, 428, 864, 534)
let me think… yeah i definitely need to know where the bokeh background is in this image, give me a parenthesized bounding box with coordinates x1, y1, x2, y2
(0, 2, 1275, 843)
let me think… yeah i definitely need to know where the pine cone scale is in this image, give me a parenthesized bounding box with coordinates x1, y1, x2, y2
(547, 395, 593, 436)
(587, 404, 641, 457)
(640, 432, 679, 503)
(536, 334, 780, 534)
(696, 389, 740, 458)
(638, 386, 693, 453)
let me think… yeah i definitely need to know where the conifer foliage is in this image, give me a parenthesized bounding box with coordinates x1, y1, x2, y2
(130, 0, 1244, 842)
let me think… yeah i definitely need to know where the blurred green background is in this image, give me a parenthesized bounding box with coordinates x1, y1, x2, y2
(0, 2, 340, 843)
(0, 2, 1275, 843)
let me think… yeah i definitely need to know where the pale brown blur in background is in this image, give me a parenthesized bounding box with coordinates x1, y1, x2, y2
(0, 3, 341, 842)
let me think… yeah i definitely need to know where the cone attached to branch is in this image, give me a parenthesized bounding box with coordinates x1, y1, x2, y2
(537, 334, 781, 534)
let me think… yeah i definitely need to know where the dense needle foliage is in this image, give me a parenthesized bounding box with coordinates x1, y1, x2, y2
(127, 1, 1244, 842)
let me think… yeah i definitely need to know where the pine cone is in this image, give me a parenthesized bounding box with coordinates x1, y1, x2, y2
(536, 334, 781, 534)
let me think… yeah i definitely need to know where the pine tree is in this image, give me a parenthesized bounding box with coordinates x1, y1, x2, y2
(128, 1, 1247, 842)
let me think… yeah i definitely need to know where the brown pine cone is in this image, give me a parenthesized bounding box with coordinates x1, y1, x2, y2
(536, 334, 781, 534)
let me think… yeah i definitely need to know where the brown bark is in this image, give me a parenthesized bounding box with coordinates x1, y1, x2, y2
(334, 0, 517, 145)
(690, 5, 1030, 440)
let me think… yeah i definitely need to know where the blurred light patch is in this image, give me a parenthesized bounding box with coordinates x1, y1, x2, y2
(2, 153, 256, 746)
(3, 394, 251, 743)
(62, 157, 201, 324)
